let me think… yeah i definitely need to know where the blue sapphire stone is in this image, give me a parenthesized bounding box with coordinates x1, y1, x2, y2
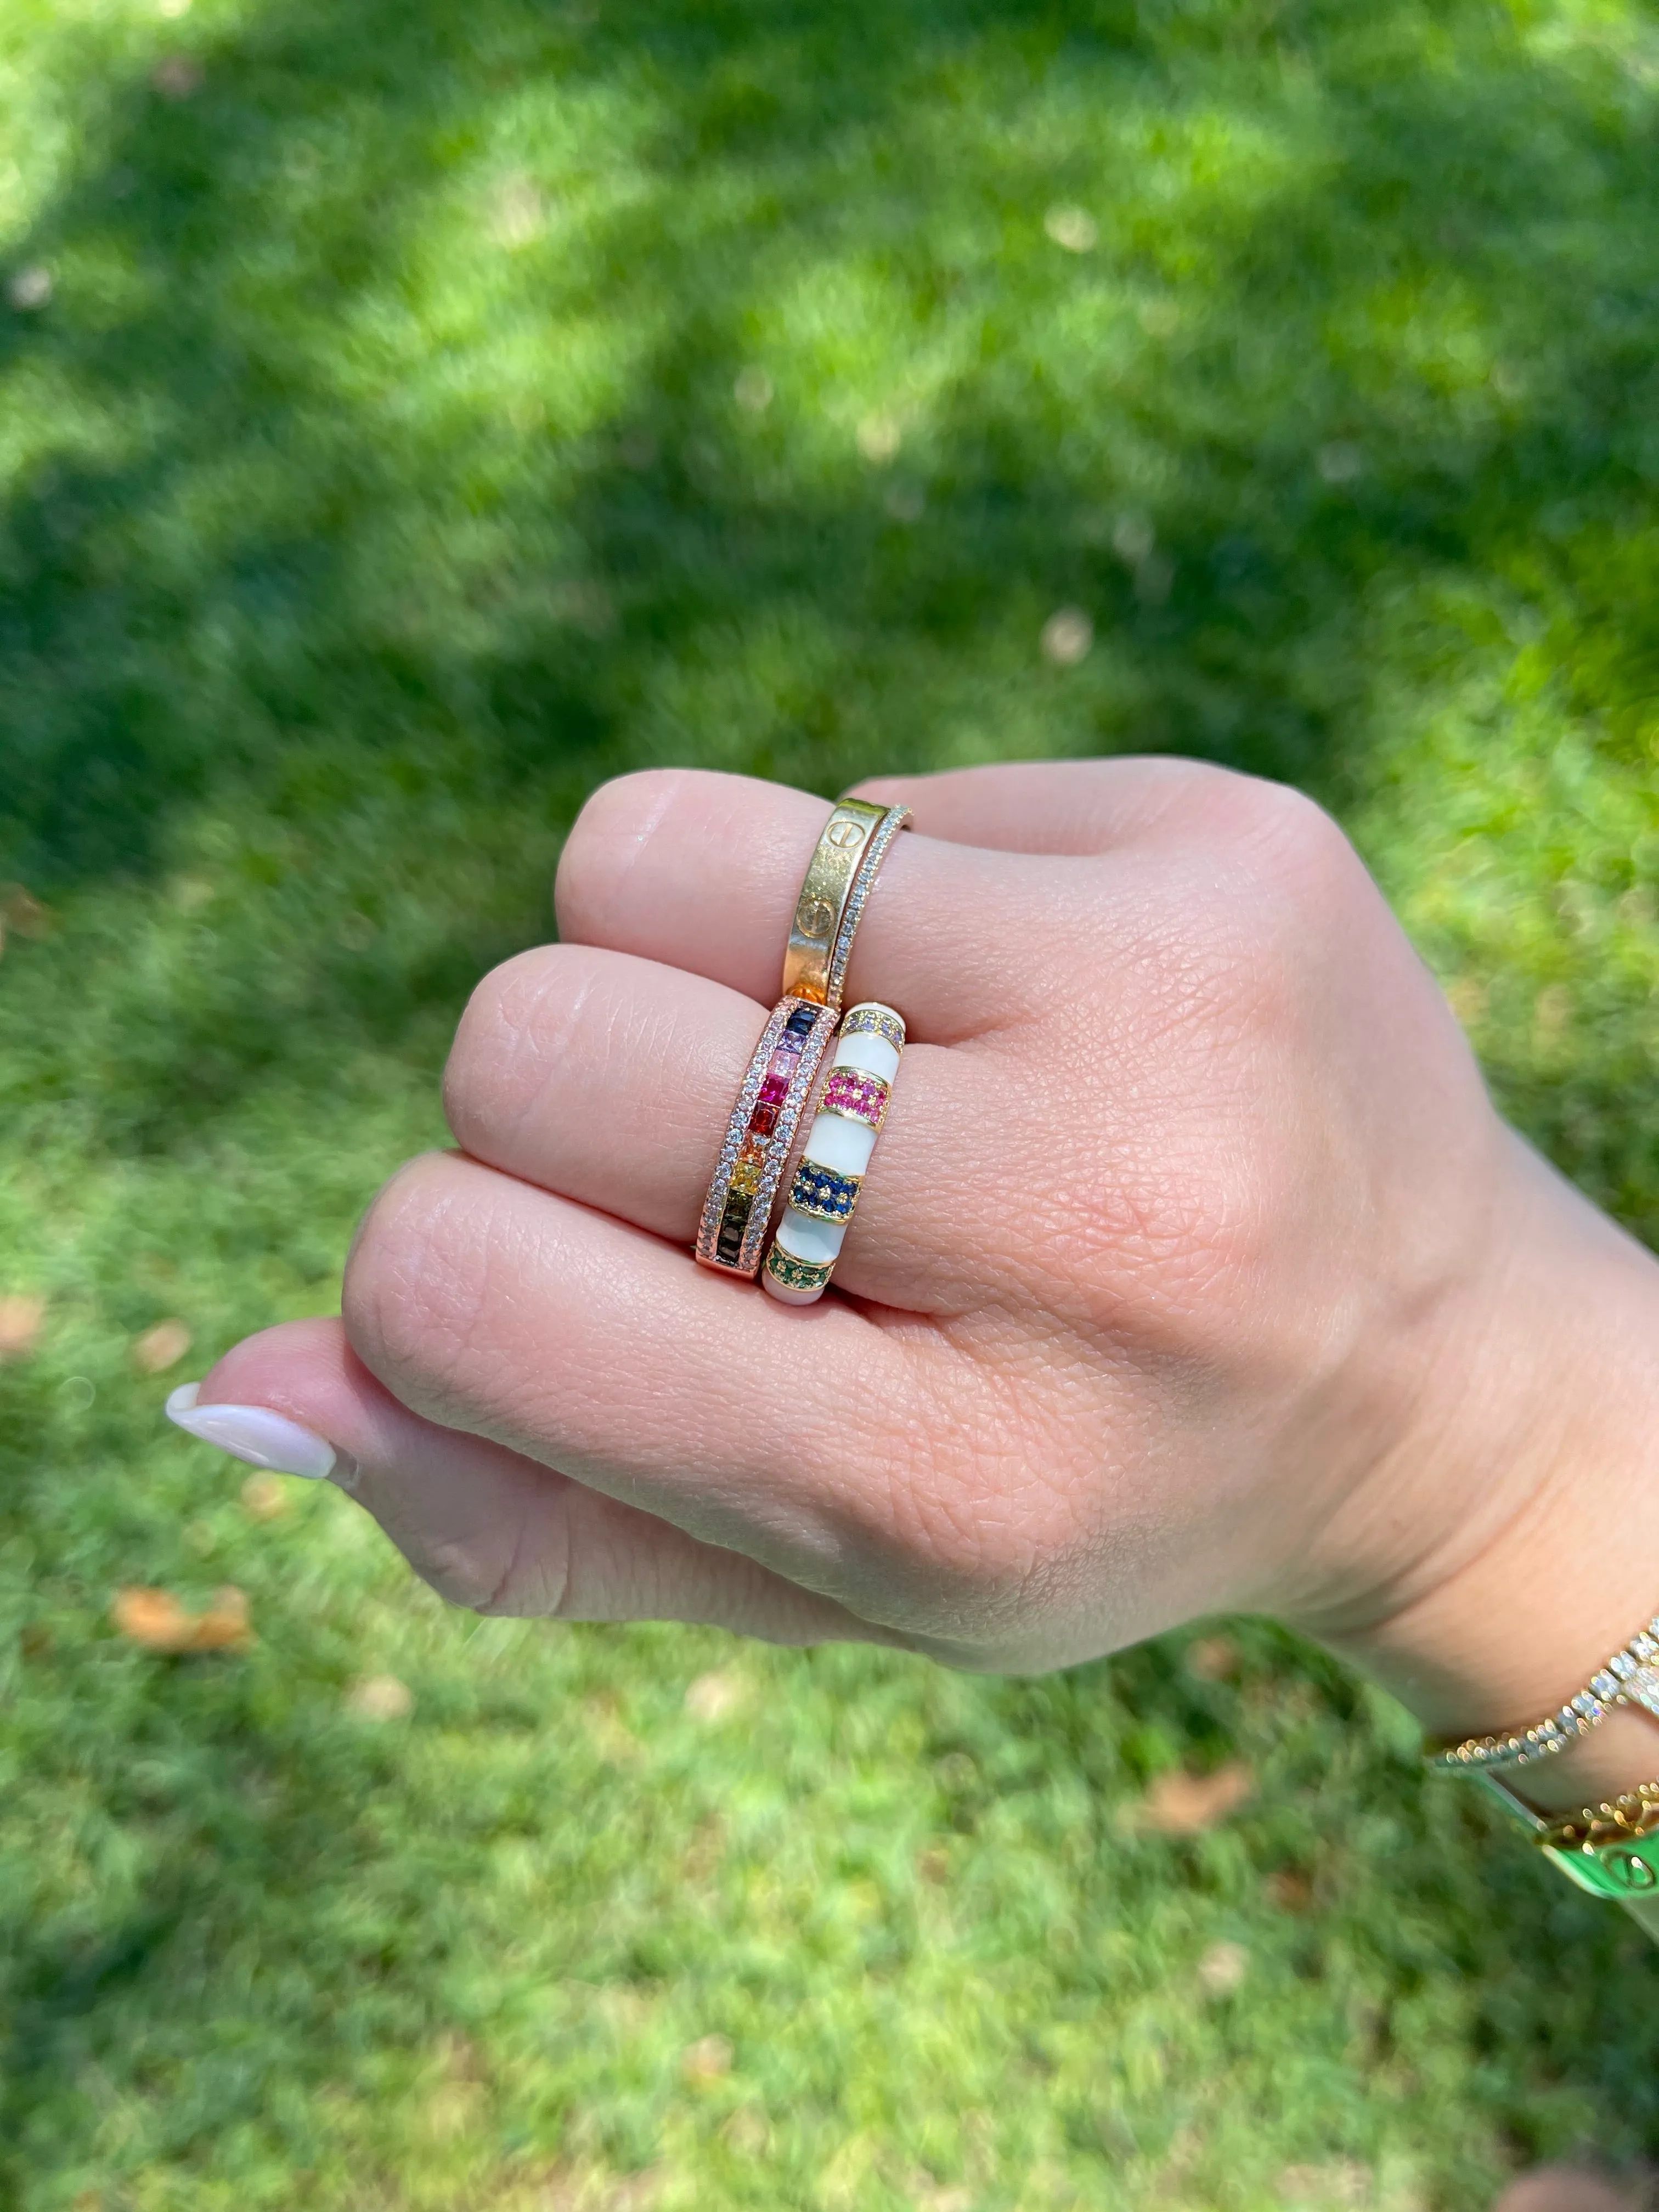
(792, 1161, 857, 1218)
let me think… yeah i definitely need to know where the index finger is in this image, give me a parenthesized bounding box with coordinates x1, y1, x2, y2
(340, 1148, 1017, 1644)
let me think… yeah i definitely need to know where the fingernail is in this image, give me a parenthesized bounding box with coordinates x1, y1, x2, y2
(165, 1383, 341, 1482)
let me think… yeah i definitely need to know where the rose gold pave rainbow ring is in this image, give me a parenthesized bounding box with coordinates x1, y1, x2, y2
(762, 1002, 905, 1305)
(696, 996, 838, 1276)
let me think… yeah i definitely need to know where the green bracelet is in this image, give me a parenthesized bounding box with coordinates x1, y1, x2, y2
(1481, 1775, 1659, 1900)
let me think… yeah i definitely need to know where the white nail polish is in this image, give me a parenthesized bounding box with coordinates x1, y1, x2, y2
(165, 1388, 338, 1481)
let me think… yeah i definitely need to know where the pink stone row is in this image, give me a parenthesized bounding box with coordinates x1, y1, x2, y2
(819, 1066, 888, 1129)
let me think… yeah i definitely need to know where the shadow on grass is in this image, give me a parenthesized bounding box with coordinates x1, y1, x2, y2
(6, 0, 1659, 874)
(1, 0, 1655, 1148)
(5, 1626, 1658, 2193)
(2, 0, 1657, 1130)
(5, 0, 1659, 2187)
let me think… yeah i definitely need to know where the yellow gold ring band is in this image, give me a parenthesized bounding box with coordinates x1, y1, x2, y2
(781, 799, 910, 1011)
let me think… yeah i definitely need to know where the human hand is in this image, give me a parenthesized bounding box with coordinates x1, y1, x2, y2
(177, 761, 1659, 1758)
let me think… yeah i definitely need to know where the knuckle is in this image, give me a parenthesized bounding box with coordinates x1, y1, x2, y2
(1152, 767, 1365, 924)
(1130, 780, 1369, 1022)
(554, 767, 697, 941)
(1224, 780, 1364, 917)
(1254, 779, 1353, 868)
(443, 944, 596, 1156)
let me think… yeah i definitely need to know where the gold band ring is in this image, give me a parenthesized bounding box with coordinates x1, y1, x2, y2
(696, 997, 839, 1277)
(781, 799, 910, 1011)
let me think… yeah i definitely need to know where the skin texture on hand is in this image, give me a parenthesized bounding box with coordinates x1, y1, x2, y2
(189, 760, 1659, 1781)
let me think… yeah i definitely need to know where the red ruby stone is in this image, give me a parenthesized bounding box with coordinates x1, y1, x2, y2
(758, 1071, 789, 1106)
(748, 1101, 778, 1136)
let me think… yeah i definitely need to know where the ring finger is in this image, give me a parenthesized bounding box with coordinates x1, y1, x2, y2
(443, 940, 1008, 1314)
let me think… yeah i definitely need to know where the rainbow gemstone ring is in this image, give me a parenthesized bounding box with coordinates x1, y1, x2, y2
(697, 996, 838, 1277)
(763, 1001, 906, 1307)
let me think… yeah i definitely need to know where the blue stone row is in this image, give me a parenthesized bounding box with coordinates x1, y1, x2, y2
(791, 1161, 859, 1220)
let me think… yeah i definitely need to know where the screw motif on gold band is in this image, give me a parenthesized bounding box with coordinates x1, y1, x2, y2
(781, 801, 910, 1011)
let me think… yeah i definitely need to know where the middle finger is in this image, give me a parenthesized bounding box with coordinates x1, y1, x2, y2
(554, 766, 1082, 1043)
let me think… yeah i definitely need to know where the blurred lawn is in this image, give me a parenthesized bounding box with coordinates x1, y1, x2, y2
(5, 0, 1659, 2204)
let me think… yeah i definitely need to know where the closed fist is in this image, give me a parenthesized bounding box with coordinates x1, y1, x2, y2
(186, 760, 1649, 1711)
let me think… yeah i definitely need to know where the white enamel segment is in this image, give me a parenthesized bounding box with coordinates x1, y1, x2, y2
(763, 1002, 904, 1305)
(775, 1209, 846, 1266)
(832, 1031, 900, 1084)
(800, 1111, 876, 1179)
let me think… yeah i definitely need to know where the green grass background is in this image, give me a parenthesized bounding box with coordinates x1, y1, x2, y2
(5, 0, 1659, 2202)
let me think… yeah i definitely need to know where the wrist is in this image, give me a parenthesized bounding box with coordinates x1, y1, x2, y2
(1302, 1132, 1659, 1808)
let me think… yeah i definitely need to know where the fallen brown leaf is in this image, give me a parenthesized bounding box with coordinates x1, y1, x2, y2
(1197, 1939, 1250, 1996)
(1186, 1634, 1239, 1681)
(1266, 1866, 1313, 1912)
(112, 1583, 252, 1654)
(684, 1669, 746, 1722)
(1040, 605, 1093, 666)
(112, 1588, 189, 1649)
(151, 53, 203, 97)
(721, 2106, 770, 2156)
(0, 883, 52, 938)
(1492, 2169, 1641, 2212)
(681, 2033, 733, 2086)
(1133, 1760, 1254, 1836)
(912, 2184, 973, 2212)
(346, 1672, 414, 1721)
(0, 1294, 44, 1359)
(191, 1587, 252, 1650)
(240, 1472, 290, 1521)
(132, 1318, 192, 1374)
